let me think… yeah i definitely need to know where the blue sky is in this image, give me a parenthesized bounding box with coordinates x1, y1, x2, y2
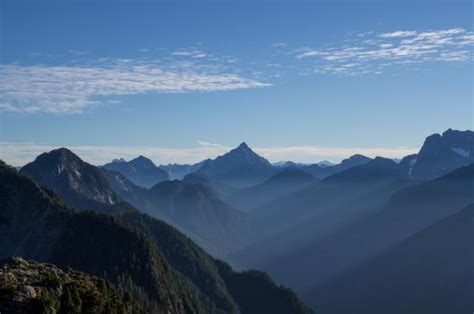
(1, 0, 473, 166)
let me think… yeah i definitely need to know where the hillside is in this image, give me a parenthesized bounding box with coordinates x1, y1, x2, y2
(2, 160, 313, 313)
(307, 203, 474, 313)
(0, 257, 138, 313)
(253, 163, 474, 294)
(227, 168, 317, 211)
(22, 149, 247, 258)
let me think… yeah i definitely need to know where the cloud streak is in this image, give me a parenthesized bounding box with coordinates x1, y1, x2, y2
(1, 142, 418, 167)
(0, 57, 270, 114)
(295, 28, 474, 75)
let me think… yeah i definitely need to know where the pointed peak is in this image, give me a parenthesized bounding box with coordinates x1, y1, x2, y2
(131, 155, 152, 162)
(228, 142, 256, 156)
(237, 142, 251, 150)
(129, 155, 156, 167)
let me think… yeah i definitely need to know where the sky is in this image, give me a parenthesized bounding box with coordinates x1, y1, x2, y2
(0, 0, 473, 166)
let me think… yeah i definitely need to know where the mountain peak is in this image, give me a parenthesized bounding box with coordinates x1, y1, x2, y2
(196, 142, 274, 188)
(103, 155, 168, 188)
(236, 142, 251, 151)
(129, 155, 156, 167)
(33, 147, 83, 167)
(20, 148, 120, 208)
(340, 154, 372, 167)
(227, 142, 261, 158)
(48, 147, 78, 158)
(367, 156, 398, 169)
(112, 158, 126, 163)
(134, 155, 152, 162)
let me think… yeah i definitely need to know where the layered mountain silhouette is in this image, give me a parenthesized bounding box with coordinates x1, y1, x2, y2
(244, 157, 406, 243)
(159, 160, 208, 180)
(245, 163, 474, 300)
(1, 161, 313, 313)
(302, 154, 372, 179)
(145, 180, 247, 256)
(4, 128, 473, 313)
(307, 203, 474, 314)
(232, 157, 414, 268)
(227, 168, 317, 211)
(232, 130, 474, 270)
(182, 172, 238, 198)
(103, 170, 246, 257)
(195, 142, 276, 188)
(102, 155, 169, 188)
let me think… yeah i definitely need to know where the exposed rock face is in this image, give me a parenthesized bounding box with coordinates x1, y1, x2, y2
(20, 148, 121, 212)
(0, 257, 136, 314)
(405, 129, 474, 179)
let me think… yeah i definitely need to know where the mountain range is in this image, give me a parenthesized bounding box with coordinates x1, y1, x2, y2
(226, 168, 317, 211)
(159, 160, 208, 180)
(248, 163, 474, 294)
(308, 203, 474, 313)
(21, 148, 247, 258)
(2, 160, 313, 313)
(2, 128, 473, 313)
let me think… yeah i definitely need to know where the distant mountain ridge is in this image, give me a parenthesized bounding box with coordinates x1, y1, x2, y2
(251, 163, 474, 299)
(159, 160, 208, 180)
(307, 203, 474, 313)
(232, 156, 415, 269)
(102, 169, 246, 257)
(227, 168, 317, 211)
(302, 154, 372, 179)
(102, 155, 169, 188)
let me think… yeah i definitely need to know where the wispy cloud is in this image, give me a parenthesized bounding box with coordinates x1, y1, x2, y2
(170, 49, 208, 58)
(379, 31, 418, 38)
(272, 42, 287, 48)
(295, 28, 474, 75)
(68, 50, 91, 56)
(197, 140, 226, 148)
(1, 141, 418, 167)
(0, 57, 270, 114)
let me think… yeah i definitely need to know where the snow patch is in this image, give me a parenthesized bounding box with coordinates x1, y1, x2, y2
(56, 164, 64, 174)
(115, 175, 129, 191)
(451, 147, 470, 158)
(107, 195, 115, 204)
(408, 158, 417, 177)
